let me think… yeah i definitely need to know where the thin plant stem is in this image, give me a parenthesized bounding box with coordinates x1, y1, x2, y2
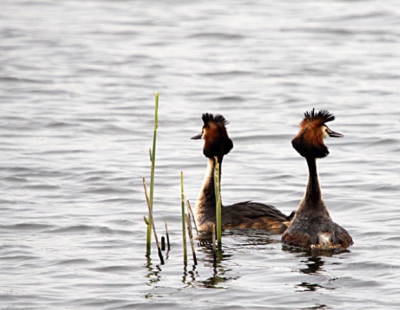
(214, 157, 222, 249)
(164, 220, 171, 251)
(146, 92, 159, 255)
(212, 224, 217, 267)
(161, 237, 166, 251)
(143, 178, 164, 265)
(186, 199, 198, 234)
(181, 171, 188, 264)
(185, 213, 197, 265)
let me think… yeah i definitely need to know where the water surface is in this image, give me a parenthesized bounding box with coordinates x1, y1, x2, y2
(1, 0, 400, 309)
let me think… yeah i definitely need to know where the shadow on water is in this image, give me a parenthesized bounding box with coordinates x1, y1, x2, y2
(296, 256, 333, 293)
(145, 231, 334, 292)
(223, 228, 279, 245)
(143, 235, 237, 290)
(190, 230, 279, 288)
(283, 247, 350, 294)
(192, 236, 238, 289)
(300, 256, 325, 275)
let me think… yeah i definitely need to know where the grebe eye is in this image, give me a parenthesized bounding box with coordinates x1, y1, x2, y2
(321, 126, 330, 138)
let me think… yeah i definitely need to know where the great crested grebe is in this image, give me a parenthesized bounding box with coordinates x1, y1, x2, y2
(192, 113, 292, 234)
(282, 109, 353, 250)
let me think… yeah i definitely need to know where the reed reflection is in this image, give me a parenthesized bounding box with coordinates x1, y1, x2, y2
(144, 255, 162, 287)
(193, 235, 237, 289)
(182, 264, 199, 288)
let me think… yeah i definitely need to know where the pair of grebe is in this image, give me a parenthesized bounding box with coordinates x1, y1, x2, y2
(192, 110, 353, 250)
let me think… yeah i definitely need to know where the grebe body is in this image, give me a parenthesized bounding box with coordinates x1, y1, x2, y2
(282, 109, 353, 250)
(193, 113, 292, 234)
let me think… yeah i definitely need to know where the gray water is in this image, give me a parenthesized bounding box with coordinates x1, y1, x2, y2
(1, 0, 400, 309)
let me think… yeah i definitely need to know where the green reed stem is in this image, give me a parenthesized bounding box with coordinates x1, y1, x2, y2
(214, 157, 222, 248)
(143, 178, 164, 265)
(212, 224, 217, 266)
(181, 171, 188, 264)
(146, 92, 159, 256)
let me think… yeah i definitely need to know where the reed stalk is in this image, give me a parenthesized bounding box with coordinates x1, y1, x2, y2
(164, 220, 171, 251)
(181, 171, 188, 264)
(143, 178, 164, 265)
(146, 92, 159, 256)
(185, 213, 197, 265)
(214, 157, 222, 248)
(161, 237, 166, 251)
(212, 224, 217, 266)
(186, 199, 198, 234)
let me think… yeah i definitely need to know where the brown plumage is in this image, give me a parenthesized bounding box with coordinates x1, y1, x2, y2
(192, 113, 292, 234)
(282, 109, 353, 251)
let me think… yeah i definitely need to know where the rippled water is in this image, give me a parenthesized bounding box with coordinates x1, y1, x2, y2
(1, 0, 400, 309)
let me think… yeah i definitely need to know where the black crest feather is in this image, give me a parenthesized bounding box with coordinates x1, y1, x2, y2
(202, 113, 229, 126)
(304, 108, 335, 124)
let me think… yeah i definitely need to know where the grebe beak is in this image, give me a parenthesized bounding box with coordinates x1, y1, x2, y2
(327, 128, 344, 138)
(191, 133, 202, 140)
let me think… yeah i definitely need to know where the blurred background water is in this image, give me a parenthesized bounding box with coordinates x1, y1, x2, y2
(1, 0, 400, 309)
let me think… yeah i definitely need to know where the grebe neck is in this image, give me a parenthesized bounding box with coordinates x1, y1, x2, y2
(195, 156, 223, 227)
(301, 156, 325, 210)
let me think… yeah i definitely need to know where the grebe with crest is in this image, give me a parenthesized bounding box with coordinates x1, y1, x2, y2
(192, 113, 292, 234)
(281, 109, 353, 250)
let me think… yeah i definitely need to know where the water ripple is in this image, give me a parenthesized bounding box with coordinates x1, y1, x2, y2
(1, 0, 399, 309)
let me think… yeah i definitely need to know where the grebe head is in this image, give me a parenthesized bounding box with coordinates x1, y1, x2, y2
(292, 108, 344, 158)
(192, 113, 233, 159)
